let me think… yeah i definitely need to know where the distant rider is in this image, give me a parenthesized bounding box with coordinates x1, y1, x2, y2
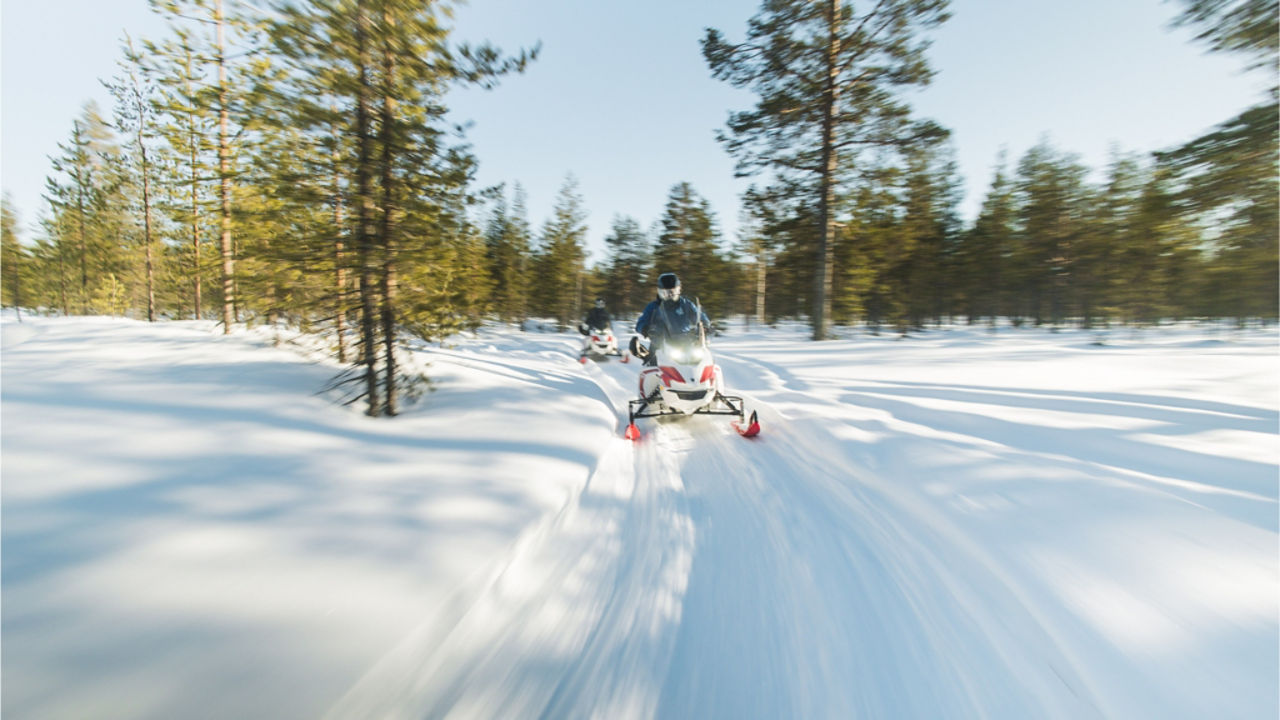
(583, 298, 612, 333)
(579, 298, 614, 359)
(631, 272, 711, 366)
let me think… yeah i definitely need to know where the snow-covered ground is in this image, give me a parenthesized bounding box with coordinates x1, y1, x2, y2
(2, 313, 1276, 719)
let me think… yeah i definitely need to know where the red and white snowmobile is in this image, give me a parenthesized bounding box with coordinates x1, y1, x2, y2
(578, 325, 630, 364)
(624, 323, 759, 440)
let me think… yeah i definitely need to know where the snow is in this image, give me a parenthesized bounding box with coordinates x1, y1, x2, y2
(2, 313, 1276, 719)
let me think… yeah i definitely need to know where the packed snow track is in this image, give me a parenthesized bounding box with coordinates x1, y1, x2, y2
(3, 316, 1275, 720)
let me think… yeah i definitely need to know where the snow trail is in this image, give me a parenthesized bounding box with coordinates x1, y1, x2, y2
(3, 316, 1275, 719)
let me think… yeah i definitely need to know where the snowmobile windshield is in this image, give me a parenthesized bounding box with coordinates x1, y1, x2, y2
(653, 303, 699, 336)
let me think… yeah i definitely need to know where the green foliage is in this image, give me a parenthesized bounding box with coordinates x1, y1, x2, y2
(1, 194, 26, 311)
(704, 0, 951, 338)
(531, 175, 588, 330)
(1172, 0, 1278, 73)
(598, 214, 651, 316)
(484, 183, 533, 324)
(652, 182, 731, 317)
(10, 0, 1276, 415)
(1161, 0, 1278, 321)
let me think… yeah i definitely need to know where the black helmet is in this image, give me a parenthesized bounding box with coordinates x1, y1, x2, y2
(657, 272, 681, 302)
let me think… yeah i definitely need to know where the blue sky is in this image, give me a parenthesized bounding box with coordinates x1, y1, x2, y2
(2, 0, 1266, 263)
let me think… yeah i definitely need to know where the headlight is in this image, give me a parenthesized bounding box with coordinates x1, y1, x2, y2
(669, 346, 703, 364)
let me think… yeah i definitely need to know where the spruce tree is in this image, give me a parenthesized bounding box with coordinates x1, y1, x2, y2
(703, 0, 949, 339)
(265, 0, 534, 415)
(1160, 0, 1278, 321)
(104, 34, 162, 321)
(1012, 140, 1090, 326)
(149, 0, 261, 331)
(43, 104, 127, 316)
(147, 31, 218, 320)
(652, 182, 727, 315)
(1, 194, 26, 317)
(532, 175, 588, 330)
(600, 214, 651, 316)
(956, 151, 1015, 327)
(484, 184, 533, 324)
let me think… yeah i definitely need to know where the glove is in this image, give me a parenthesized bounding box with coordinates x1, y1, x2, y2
(629, 336, 648, 358)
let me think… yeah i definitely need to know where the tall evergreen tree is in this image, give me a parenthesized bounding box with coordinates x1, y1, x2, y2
(703, 0, 949, 339)
(149, 0, 262, 331)
(484, 183, 533, 323)
(738, 187, 780, 325)
(104, 34, 162, 321)
(147, 30, 218, 320)
(1011, 139, 1090, 326)
(652, 182, 727, 315)
(1, 194, 26, 316)
(600, 214, 651, 316)
(1160, 0, 1278, 321)
(265, 0, 534, 415)
(956, 151, 1014, 326)
(532, 175, 588, 330)
(43, 103, 130, 316)
(894, 142, 962, 330)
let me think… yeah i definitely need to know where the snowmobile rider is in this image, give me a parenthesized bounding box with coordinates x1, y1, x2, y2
(579, 298, 614, 359)
(631, 272, 711, 366)
(582, 298, 612, 333)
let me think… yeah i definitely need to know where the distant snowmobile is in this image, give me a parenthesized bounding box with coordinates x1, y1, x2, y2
(578, 324, 630, 364)
(624, 314, 759, 440)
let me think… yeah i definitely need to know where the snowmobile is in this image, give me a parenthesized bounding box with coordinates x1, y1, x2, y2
(578, 324, 630, 364)
(624, 316, 759, 440)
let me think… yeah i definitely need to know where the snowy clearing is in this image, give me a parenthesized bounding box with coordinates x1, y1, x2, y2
(2, 314, 1276, 719)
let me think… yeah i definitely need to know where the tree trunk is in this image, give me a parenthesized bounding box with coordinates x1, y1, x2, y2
(354, 0, 380, 416)
(379, 32, 398, 417)
(189, 52, 203, 320)
(755, 242, 767, 325)
(57, 217, 69, 315)
(142, 146, 156, 322)
(74, 146, 89, 315)
(332, 112, 348, 363)
(216, 0, 234, 333)
(813, 0, 839, 341)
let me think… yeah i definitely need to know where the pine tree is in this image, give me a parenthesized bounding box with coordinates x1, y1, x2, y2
(149, 0, 262, 331)
(484, 184, 533, 323)
(1012, 139, 1090, 326)
(894, 142, 962, 331)
(738, 188, 778, 326)
(104, 34, 163, 321)
(1, 194, 26, 316)
(1161, 0, 1278, 322)
(600, 214, 651, 316)
(703, 0, 949, 339)
(43, 103, 128, 316)
(146, 30, 218, 320)
(532, 175, 588, 330)
(955, 151, 1015, 326)
(504, 184, 534, 326)
(652, 182, 727, 315)
(265, 0, 534, 415)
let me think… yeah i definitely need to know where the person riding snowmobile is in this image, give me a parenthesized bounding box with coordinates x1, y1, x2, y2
(578, 298, 616, 359)
(582, 298, 612, 333)
(631, 273, 711, 366)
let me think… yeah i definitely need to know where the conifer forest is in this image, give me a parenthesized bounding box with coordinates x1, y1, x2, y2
(2, 0, 1276, 417)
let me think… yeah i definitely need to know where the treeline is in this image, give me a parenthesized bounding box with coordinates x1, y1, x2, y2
(1, 0, 1276, 414)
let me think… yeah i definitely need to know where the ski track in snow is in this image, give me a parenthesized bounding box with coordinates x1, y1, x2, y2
(3, 316, 1276, 720)
(333, 326, 1276, 719)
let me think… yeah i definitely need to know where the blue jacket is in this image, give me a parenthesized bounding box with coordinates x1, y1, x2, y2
(635, 297, 711, 347)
